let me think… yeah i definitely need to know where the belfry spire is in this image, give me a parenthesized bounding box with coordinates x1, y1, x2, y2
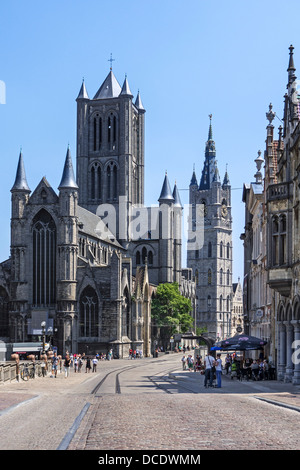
(199, 115, 218, 190)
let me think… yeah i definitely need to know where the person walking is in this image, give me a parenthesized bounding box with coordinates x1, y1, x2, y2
(85, 356, 91, 373)
(51, 352, 59, 378)
(215, 353, 222, 388)
(92, 356, 98, 372)
(204, 351, 215, 388)
(64, 354, 71, 378)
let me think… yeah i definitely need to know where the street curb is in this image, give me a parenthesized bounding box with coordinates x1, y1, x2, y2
(253, 395, 300, 413)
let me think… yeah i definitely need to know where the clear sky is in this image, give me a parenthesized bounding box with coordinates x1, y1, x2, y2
(0, 0, 299, 282)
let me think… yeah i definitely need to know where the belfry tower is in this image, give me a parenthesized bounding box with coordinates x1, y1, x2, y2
(187, 116, 232, 340)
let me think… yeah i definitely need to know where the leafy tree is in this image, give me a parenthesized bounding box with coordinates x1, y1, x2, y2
(151, 283, 193, 348)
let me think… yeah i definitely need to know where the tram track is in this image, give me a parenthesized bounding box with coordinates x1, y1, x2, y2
(89, 357, 196, 396)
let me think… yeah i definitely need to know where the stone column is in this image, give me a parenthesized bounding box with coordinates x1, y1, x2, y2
(284, 321, 294, 382)
(292, 321, 300, 385)
(277, 322, 286, 381)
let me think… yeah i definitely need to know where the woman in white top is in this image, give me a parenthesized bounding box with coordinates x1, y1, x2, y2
(215, 353, 222, 388)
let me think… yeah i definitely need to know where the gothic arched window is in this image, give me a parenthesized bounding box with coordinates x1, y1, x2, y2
(32, 209, 56, 306)
(106, 162, 118, 201)
(79, 286, 98, 337)
(208, 241, 212, 258)
(90, 162, 102, 201)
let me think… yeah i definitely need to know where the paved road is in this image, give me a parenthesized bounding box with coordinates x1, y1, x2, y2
(0, 353, 300, 451)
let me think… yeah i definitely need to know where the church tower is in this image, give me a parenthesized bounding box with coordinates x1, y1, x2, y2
(187, 116, 232, 340)
(76, 63, 145, 243)
(56, 147, 79, 355)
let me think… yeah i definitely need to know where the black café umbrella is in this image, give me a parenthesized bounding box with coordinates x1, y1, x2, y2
(214, 334, 267, 351)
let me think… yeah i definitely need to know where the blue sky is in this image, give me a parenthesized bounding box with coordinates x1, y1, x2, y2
(0, 0, 298, 282)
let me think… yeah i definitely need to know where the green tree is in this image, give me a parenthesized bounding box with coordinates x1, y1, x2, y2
(151, 283, 193, 348)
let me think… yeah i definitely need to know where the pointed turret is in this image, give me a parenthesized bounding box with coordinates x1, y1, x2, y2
(93, 70, 122, 100)
(58, 146, 78, 190)
(158, 172, 174, 204)
(173, 182, 183, 208)
(120, 75, 133, 97)
(135, 90, 145, 112)
(76, 78, 89, 100)
(190, 164, 198, 186)
(11, 150, 30, 192)
(199, 115, 218, 190)
(223, 165, 230, 188)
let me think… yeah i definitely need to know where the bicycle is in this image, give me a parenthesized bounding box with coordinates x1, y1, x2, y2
(20, 363, 35, 381)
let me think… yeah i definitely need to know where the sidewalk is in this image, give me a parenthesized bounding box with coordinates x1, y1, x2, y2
(0, 366, 96, 416)
(169, 368, 300, 411)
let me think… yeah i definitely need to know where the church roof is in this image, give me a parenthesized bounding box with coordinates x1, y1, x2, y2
(11, 151, 31, 192)
(93, 70, 122, 100)
(158, 173, 174, 203)
(58, 147, 78, 190)
(77, 205, 123, 248)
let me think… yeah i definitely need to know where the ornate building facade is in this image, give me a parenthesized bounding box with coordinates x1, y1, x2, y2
(241, 45, 300, 383)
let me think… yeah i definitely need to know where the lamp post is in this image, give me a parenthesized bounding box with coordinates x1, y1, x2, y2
(41, 321, 46, 355)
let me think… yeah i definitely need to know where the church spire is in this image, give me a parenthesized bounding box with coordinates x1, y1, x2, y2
(58, 146, 78, 190)
(11, 150, 30, 192)
(199, 115, 218, 190)
(158, 172, 174, 204)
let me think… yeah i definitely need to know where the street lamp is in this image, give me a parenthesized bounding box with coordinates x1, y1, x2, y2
(41, 321, 46, 355)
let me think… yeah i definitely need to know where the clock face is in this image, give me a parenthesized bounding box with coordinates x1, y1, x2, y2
(221, 204, 228, 217)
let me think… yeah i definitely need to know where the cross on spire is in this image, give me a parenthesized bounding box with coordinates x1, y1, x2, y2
(108, 53, 115, 70)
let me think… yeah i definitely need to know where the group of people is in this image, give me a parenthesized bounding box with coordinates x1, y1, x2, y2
(180, 352, 222, 388)
(48, 350, 115, 378)
(224, 354, 276, 381)
(180, 350, 276, 389)
(129, 349, 143, 359)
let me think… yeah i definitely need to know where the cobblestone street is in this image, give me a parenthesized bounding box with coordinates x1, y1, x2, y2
(1, 354, 299, 453)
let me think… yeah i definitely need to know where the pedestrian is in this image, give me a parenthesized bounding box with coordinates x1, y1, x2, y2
(74, 356, 78, 372)
(92, 356, 98, 372)
(181, 355, 187, 370)
(85, 356, 91, 372)
(215, 353, 222, 388)
(187, 355, 194, 371)
(64, 354, 71, 378)
(51, 352, 59, 378)
(225, 354, 231, 374)
(204, 351, 215, 388)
